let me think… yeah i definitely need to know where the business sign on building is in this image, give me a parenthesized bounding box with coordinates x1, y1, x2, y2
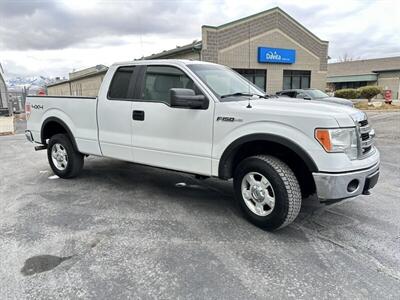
(257, 47, 296, 64)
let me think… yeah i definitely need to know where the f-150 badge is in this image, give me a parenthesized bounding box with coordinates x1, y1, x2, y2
(216, 116, 243, 122)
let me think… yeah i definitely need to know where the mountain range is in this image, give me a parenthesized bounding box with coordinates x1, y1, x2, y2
(6, 76, 62, 93)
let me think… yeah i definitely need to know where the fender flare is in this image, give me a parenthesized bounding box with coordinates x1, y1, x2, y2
(41, 116, 78, 151)
(218, 133, 318, 179)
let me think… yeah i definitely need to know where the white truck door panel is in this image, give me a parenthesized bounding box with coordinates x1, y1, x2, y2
(131, 65, 214, 175)
(131, 103, 214, 175)
(97, 66, 135, 161)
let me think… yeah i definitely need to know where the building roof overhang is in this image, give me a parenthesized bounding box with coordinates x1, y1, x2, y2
(142, 41, 202, 60)
(327, 73, 378, 83)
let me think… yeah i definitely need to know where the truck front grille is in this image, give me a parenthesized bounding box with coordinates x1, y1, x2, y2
(358, 119, 374, 157)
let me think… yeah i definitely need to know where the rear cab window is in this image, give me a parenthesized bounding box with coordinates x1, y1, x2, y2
(108, 66, 135, 100)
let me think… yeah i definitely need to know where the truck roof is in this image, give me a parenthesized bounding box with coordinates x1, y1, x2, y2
(111, 59, 216, 68)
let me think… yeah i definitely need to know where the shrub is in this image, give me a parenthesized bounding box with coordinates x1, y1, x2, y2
(358, 86, 382, 102)
(334, 88, 359, 99)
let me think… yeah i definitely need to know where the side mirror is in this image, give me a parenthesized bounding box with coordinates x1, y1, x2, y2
(170, 88, 209, 109)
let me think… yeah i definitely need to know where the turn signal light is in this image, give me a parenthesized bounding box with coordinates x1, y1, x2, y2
(315, 129, 332, 151)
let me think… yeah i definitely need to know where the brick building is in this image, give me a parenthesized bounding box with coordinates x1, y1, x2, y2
(145, 7, 329, 94)
(327, 56, 400, 100)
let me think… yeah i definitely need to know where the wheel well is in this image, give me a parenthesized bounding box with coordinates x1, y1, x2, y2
(220, 140, 316, 197)
(41, 118, 77, 150)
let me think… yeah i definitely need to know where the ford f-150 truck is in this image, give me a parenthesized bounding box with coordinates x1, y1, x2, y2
(25, 60, 380, 230)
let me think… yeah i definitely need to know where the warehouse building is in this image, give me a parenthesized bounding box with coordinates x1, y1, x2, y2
(47, 65, 108, 96)
(47, 7, 329, 96)
(327, 56, 400, 100)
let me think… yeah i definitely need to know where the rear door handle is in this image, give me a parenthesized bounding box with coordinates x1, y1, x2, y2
(132, 110, 145, 121)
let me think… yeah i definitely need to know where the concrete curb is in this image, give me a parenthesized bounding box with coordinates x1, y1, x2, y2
(362, 110, 400, 113)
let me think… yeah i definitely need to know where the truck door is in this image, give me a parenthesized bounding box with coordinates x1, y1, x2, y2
(97, 66, 136, 161)
(131, 65, 214, 175)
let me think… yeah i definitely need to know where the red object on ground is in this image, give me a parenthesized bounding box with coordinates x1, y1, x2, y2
(384, 90, 392, 104)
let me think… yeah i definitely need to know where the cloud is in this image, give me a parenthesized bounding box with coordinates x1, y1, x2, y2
(0, 0, 201, 50)
(0, 0, 399, 78)
(0, 0, 52, 16)
(2, 55, 74, 78)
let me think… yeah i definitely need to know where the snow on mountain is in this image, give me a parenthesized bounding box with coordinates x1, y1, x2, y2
(6, 76, 63, 94)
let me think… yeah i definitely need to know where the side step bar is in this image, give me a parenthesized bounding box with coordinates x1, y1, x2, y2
(34, 145, 47, 151)
(25, 130, 47, 151)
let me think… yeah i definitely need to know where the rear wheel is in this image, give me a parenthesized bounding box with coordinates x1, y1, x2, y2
(47, 134, 84, 178)
(233, 155, 301, 230)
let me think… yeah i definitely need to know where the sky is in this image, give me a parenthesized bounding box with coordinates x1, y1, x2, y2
(0, 0, 399, 79)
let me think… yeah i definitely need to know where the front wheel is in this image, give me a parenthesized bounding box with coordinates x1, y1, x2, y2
(47, 134, 84, 178)
(233, 155, 302, 231)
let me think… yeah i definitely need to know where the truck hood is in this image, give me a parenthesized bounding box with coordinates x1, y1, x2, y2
(314, 97, 354, 107)
(225, 97, 364, 127)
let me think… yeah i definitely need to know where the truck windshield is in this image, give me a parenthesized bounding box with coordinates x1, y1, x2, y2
(187, 64, 265, 101)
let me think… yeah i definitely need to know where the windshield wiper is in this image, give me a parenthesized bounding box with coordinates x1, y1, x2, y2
(220, 92, 269, 99)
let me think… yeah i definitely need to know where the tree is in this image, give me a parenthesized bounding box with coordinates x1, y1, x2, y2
(337, 53, 360, 62)
(334, 88, 359, 99)
(358, 86, 382, 103)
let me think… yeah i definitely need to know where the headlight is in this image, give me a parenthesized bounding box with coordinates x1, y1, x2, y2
(315, 128, 358, 160)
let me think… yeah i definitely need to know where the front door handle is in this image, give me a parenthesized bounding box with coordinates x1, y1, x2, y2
(132, 110, 145, 121)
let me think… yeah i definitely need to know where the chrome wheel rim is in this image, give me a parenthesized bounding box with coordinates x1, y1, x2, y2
(241, 172, 275, 217)
(51, 143, 68, 171)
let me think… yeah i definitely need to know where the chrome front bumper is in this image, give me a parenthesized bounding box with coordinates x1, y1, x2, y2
(313, 162, 380, 201)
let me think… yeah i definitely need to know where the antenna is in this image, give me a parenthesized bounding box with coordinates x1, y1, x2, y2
(247, 20, 252, 108)
(138, 16, 144, 59)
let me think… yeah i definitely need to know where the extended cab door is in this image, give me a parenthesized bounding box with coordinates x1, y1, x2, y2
(130, 64, 215, 175)
(97, 66, 136, 161)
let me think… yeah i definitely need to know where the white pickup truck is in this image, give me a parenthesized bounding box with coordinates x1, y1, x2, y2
(25, 60, 380, 230)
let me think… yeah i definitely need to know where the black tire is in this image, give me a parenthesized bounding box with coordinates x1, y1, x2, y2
(233, 155, 301, 231)
(47, 133, 84, 178)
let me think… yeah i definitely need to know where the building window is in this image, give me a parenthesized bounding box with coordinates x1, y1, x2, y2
(333, 81, 370, 90)
(234, 69, 266, 91)
(283, 70, 311, 90)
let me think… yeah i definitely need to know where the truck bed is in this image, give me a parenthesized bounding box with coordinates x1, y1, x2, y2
(26, 96, 101, 155)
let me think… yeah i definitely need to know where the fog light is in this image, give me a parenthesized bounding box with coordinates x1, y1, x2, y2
(347, 179, 359, 193)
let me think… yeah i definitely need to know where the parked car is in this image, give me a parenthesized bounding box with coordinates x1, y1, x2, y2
(276, 88, 354, 107)
(25, 60, 379, 231)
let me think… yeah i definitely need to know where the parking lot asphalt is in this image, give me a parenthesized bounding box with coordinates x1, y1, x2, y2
(0, 112, 399, 299)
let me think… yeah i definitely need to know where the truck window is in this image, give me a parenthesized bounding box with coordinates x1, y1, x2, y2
(187, 63, 263, 100)
(108, 66, 135, 99)
(143, 66, 197, 105)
